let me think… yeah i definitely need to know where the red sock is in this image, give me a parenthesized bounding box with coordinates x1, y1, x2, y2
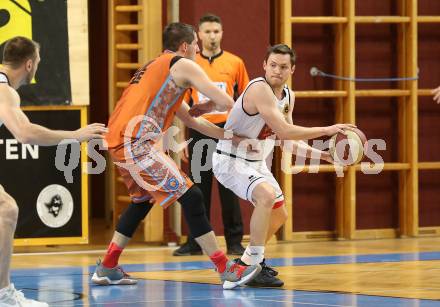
(102, 242, 123, 268)
(209, 250, 228, 273)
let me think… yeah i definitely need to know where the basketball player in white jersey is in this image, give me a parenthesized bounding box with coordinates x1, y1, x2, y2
(210, 44, 355, 287)
(0, 37, 107, 306)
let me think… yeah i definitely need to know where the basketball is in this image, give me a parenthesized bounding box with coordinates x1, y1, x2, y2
(329, 128, 367, 166)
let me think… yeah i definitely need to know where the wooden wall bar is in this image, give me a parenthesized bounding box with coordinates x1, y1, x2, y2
(68, 0, 90, 106)
(278, 0, 440, 240)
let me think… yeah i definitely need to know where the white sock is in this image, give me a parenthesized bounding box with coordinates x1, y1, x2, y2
(241, 245, 264, 265)
(0, 284, 11, 295)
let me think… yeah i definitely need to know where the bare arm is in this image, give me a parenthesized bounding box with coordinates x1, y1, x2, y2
(176, 103, 242, 145)
(247, 83, 352, 140)
(285, 93, 326, 157)
(283, 90, 332, 162)
(0, 86, 107, 146)
(171, 58, 234, 111)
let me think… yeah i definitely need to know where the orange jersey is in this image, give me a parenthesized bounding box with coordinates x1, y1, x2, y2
(106, 53, 187, 149)
(184, 51, 249, 123)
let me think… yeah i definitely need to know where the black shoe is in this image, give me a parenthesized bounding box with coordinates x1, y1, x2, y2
(246, 265, 284, 287)
(261, 258, 278, 276)
(172, 241, 202, 256)
(234, 258, 283, 287)
(226, 244, 245, 255)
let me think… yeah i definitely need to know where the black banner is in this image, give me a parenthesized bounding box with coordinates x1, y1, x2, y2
(0, 110, 82, 238)
(0, 0, 71, 105)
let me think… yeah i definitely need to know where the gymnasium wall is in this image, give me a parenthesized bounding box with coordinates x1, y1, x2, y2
(418, 0, 440, 227)
(179, 0, 271, 79)
(287, 1, 339, 232)
(291, 0, 440, 233)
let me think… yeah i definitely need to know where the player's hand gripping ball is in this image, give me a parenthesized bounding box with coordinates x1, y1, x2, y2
(329, 128, 367, 166)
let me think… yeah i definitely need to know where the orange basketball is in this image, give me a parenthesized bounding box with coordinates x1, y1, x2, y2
(329, 128, 367, 166)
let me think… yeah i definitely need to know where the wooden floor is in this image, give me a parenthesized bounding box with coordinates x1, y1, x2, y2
(11, 236, 440, 306)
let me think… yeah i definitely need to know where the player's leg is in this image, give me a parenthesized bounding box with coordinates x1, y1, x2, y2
(92, 201, 153, 283)
(216, 158, 285, 287)
(0, 186, 18, 290)
(170, 137, 261, 288)
(264, 174, 288, 243)
(177, 184, 261, 289)
(104, 147, 259, 289)
(218, 182, 244, 255)
(0, 186, 18, 289)
(92, 148, 154, 285)
(92, 198, 153, 285)
(249, 172, 286, 283)
(137, 158, 262, 290)
(235, 182, 284, 287)
(212, 153, 266, 254)
(266, 204, 288, 243)
(173, 128, 210, 256)
(243, 182, 276, 263)
(243, 204, 287, 280)
(0, 186, 48, 306)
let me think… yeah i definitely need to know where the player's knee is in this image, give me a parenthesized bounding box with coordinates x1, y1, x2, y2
(0, 192, 19, 224)
(179, 185, 212, 238)
(179, 185, 205, 216)
(116, 201, 154, 238)
(254, 185, 277, 209)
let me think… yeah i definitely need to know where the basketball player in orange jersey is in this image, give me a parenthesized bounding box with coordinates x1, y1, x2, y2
(173, 13, 248, 256)
(0, 37, 107, 307)
(209, 44, 355, 287)
(92, 23, 261, 290)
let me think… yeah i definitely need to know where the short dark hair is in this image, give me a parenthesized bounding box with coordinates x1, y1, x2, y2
(265, 44, 296, 66)
(2, 36, 39, 69)
(163, 22, 195, 52)
(198, 13, 222, 26)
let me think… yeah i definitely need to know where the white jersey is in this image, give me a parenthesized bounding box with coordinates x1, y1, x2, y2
(0, 72, 10, 128)
(217, 77, 292, 160)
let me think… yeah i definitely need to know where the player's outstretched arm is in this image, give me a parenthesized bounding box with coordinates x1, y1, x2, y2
(0, 86, 107, 146)
(282, 92, 328, 160)
(283, 140, 333, 163)
(176, 102, 242, 146)
(171, 58, 234, 111)
(249, 83, 355, 140)
(281, 90, 333, 162)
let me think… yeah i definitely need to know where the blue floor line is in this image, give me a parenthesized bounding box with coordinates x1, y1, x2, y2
(10, 251, 440, 306)
(12, 278, 440, 307)
(11, 250, 440, 277)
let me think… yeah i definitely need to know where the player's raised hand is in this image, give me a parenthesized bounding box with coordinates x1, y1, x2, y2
(75, 123, 108, 142)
